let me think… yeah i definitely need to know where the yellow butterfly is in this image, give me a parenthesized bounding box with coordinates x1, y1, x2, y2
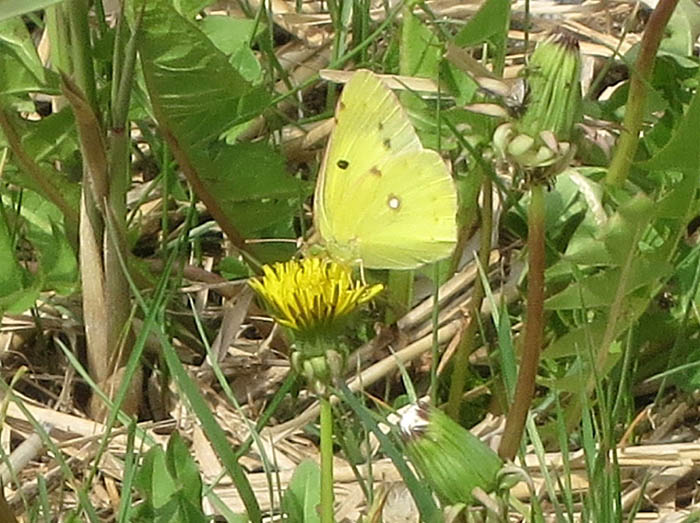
(314, 70, 458, 270)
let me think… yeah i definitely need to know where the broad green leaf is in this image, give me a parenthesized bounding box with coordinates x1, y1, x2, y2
(193, 141, 310, 235)
(165, 432, 203, 509)
(676, 341, 700, 392)
(35, 222, 77, 294)
(135, 0, 269, 147)
(282, 460, 321, 523)
(655, 171, 699, 220)
(0, 110, 81, 216)
(0, 16, 57, 95)
(559, 239, 613, 269)
(545, 251, 672, 310)
(400, 8, 441, 78)
(439, 60, 479, 106)
(132, 436, 207, 523)
(639, 70, 700, 173)
(150, 448, 178, 510)
(134, 0, 302, 262)
(0, 207, 40, 314)
(198, 15, 264, 82)
(0, 0, 63, 23)
(601, 196, 653, 264)
(0, 203, 27, 294)
(21, 106, 78, 163)
(217, 256, 251, 280)
(544, 298, 645, 359)
(545, 351, 621, 393)
(453, 0, 509, 49)
(659, 0, 700, 56)
(174, 0, 217, 19)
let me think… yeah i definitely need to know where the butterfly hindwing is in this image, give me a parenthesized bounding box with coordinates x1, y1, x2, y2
(315, 70, 457, 269)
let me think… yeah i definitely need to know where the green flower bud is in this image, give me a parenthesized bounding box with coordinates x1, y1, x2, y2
(519, 31, 582, 141)
(491, 31, 582, 179)
(399, 404, 502, 506)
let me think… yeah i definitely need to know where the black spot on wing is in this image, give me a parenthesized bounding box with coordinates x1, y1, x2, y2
(370, 166, 382, 176)
(383, 138, 391, 150)
(378, 122, 384, 131)
(337, 159, 349, 170)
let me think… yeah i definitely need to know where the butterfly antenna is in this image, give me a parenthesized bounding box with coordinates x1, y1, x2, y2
(359, 260, 367, 285)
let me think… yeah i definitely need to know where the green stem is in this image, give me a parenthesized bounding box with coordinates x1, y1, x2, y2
(605, 0, 680, 187)
(320, 396, 335, 523)
(498, 184, 545, 461)
(66, 0, 97, 108)
(446, 174, 493, 419)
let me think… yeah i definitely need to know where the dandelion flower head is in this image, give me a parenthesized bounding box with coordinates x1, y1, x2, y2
(249, 257, 383, 337)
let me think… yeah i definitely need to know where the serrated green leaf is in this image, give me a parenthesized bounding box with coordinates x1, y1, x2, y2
(544, 299, 645, 359)
(282, 460, 321, 523)
(639, 71, 700, 173)
(135, 0, 269, 147)
(21, 107, 78, 163)
(150, 447, 178, 509)
(453, 0, 509, 49)
(165, 432, 203, 508)
(0, 0, 63, 22)
(400, 8, 441, 78)
(545, 252, 672, 310)
(190, 141, 310, 239)
(0, 16, 57, 95)
(660, 0, 700, 56)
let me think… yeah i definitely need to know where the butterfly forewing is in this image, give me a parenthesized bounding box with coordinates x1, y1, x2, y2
(314, 70, 458, 269)
(316, 71, 421, 239)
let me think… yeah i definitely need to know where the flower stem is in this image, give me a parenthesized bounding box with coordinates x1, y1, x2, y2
(446, 174, 493, 419)
(606, 0, 680, 187)
(320, 396, 335, 523)
(498, 184, 545, 461)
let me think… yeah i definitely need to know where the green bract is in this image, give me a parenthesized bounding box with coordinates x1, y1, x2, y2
(399, 404, 503, 506)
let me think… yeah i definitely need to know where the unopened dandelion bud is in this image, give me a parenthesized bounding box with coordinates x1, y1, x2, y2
(519, 31, 581, 141)
(399, 404, 502, 505)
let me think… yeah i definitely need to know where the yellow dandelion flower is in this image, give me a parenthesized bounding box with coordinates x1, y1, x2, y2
(248, 257, 383, 335)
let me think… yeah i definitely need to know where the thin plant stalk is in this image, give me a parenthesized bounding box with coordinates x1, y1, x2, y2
(498, 184, 545, 460)
(320, 396, 335, 523)
(446, 172, 493, 419)
(606, 0, 680, 186)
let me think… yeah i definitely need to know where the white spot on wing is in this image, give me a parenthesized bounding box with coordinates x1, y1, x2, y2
(387, 194, 401, 210)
